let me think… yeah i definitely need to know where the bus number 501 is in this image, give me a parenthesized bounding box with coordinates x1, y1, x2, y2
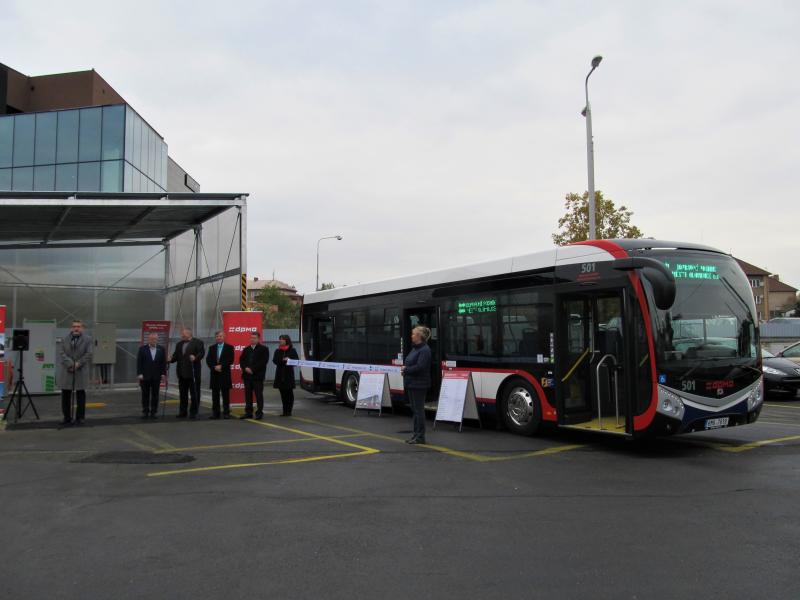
(581, 262, 596, 273)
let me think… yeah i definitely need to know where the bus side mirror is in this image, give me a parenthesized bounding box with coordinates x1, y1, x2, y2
(613, 257, 676, 311)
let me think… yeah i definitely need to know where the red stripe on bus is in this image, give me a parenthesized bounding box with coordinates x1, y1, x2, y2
(445, 367, 556, 421)
(569, 239, 628, 259)
(575, 240, 659, 431)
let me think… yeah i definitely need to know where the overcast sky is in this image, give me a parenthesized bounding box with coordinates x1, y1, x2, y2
(4, 0, 799, 294)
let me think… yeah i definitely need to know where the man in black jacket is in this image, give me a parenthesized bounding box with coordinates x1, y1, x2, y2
(169, 328, 205, 419)
(206, 329, 234, 419)
(238, 331, 269, 419)
(136, 332, 167, 419)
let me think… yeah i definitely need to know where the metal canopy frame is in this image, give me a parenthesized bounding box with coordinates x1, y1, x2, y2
(0, 190, 249, 344)
(0, 192, 247, 250)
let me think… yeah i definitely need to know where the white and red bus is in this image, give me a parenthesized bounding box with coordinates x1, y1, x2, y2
(299, 240, 763, 437)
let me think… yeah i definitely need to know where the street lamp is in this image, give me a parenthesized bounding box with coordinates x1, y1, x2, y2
(316, 235, 343, 291)
(582, 55, 603, 240)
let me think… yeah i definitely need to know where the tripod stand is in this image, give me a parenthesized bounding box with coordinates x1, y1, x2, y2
(3, 349, 39, 422)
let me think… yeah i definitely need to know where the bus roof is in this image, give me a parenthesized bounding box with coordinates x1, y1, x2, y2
(304, 239, 726, 305)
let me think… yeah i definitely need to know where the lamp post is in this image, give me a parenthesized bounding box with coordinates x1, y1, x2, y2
(316, 235, 343, 291)
(582, 55, 603, 240)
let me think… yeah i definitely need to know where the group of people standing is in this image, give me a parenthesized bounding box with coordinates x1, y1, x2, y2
(134, 328, 298, 421)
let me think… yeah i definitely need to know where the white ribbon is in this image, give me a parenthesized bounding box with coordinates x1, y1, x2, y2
(287, 358, 401, 374)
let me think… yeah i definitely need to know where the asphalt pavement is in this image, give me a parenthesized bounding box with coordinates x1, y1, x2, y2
(0, 388, 798, 600)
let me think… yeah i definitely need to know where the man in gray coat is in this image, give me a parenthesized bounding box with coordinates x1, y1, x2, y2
(59, 319, 92, 425)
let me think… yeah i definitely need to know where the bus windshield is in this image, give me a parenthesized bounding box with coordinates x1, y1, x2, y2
(648, 252, 758, 383)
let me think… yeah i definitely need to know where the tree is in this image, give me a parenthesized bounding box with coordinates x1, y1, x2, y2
(253, 285, 300, 328)
(551, 190, 643, 246)
(319, 282, 336, 290)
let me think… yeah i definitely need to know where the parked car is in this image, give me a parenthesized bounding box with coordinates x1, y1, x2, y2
(775, 340, 800, 366)
(762, 348, 800, 398)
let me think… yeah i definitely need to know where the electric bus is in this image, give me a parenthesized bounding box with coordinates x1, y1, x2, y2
(299, 240, 763, 437)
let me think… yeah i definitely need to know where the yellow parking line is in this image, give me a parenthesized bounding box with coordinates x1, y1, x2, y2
(147, 414, 380, 476)
(758, 421, 800, 428)
(291, 416, 583, 463)
(85, 402, 106, 408)
(125, 426, 176, 452)
(148, 450, 371, 477)
(156, 433, 365, 454)
(716, 434, 800, 453)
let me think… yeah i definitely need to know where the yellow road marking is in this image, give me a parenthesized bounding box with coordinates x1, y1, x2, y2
(715, 434, 800, 453)
(85, 402, 106, 408)
(758, 421, 800, 428)
(148, 450, 372, 477)
(147, 412, 380, 476)
(291, 416, 583, 463)
(125, 426, 176, 452)
(156, 433, 365, 454)
(124, 437, 158, 452)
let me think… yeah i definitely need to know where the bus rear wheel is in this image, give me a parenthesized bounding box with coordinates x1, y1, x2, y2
(342, 372, 359, 407)
(500, 379, 541, 436)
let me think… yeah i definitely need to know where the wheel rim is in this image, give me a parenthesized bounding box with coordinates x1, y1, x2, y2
(346, 375, 359, 403)
(506, 386, 533, 426)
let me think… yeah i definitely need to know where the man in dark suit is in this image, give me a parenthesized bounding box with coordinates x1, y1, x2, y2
(238, 331, 269, 420)
(136, 332, 167, 419)
(206, 329, 234, 419)
(169, 328, 205, 419)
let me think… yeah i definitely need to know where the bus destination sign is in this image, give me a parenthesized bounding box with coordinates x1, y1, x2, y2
(457, 298, 497, 315)
(665, 262, 719, 281)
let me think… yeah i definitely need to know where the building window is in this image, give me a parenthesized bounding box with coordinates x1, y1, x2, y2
(749, 278, 762, 288)
(754, 295, 763, 305)
(12, 114, 35, 167)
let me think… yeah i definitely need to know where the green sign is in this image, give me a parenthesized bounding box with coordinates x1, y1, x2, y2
(457, 298, 497, 315)
(664, 262, 719, 281)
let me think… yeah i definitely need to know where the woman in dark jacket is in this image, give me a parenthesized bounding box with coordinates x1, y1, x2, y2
(402, 325, 432, 444)
(273, 334, 299, 416)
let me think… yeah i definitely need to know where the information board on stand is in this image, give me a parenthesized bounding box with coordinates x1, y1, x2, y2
(354, 372, 392, 416)
(434, 370, 480, 431)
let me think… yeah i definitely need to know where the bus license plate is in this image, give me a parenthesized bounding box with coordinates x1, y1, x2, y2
(705, 417, 729, 430)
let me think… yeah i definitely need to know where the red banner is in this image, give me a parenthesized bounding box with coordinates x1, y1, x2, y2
(223, 311, 263, 405)
(141, 320, 171, 387)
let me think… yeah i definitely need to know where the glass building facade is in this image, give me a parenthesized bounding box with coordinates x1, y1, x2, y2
(0, 105, 167, 193)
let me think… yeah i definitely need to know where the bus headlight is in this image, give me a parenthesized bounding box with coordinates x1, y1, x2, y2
(657, 386, 685, 420)
(747, 378, 764, 411)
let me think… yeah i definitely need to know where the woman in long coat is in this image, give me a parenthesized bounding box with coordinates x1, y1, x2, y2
(272, 334, 299, 416)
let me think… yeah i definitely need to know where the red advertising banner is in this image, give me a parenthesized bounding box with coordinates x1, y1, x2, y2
(223, 311, 263, 405)
(141, 320, 171, 387)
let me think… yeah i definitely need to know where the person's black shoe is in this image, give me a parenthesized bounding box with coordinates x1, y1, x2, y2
(209, 415, 220, 420)
(407, 438, 425, 445)
(189, 414, 197, 420)
(223, 414, 231, 420)
(239, 414, 253, 420)
(176, 414, 188, 419)
(61, 418, 72, 426)
(405, 437, 417, 444)
(141, 413, 149, 420)
(254, 413, 263, 420)
(150, 413, 158, 420)
(280, 413, 291, 417)
(74, 418, 84, 426)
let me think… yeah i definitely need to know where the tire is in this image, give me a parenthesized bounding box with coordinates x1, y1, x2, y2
(342, 372, 359, 408)
(500, 378, 541, 436)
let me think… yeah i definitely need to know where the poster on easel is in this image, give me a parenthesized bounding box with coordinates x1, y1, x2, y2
(434, 370, 480, 431)
(354, 372, 391, 416)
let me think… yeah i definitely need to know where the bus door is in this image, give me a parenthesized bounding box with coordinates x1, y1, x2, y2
(556, 292, 629, 434)
(403, 307, 441, 401)
(312, 317, 336, 392)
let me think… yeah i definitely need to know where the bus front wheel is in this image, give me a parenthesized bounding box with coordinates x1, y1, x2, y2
(342, 372, 359, 407)
(500, 379, 541, 436)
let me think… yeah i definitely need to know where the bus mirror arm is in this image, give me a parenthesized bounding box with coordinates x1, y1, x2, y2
(612, 257, 676, 311)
